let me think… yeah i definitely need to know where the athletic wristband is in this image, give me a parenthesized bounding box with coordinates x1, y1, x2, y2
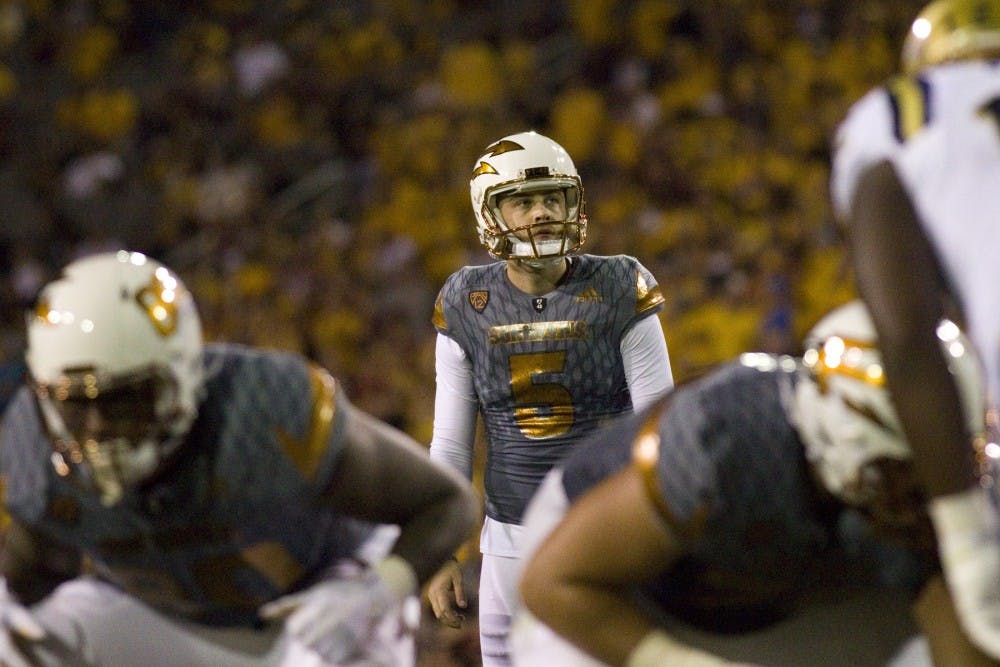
(374, 555, 418, 602)
(626, 630, 730, 667)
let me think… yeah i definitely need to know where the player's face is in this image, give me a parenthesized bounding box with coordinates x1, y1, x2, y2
(498, 189, 568, 240)
(43, 372, 171, 446)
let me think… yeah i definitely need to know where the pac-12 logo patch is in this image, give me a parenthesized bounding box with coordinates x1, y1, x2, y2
(532, 297, 547, 313)
(469, 290, 489, 312)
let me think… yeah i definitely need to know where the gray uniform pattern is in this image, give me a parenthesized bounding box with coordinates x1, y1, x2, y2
(0, 344, 375, 626)
(434, 254, 663, 524)
(561, 360, 937, 634)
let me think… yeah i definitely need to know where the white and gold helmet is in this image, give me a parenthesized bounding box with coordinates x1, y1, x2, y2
(26, 250, 204, 506)
(902, 0, 1000, 74)
(469, 131, 587, 261)
(790, 300, 985, 505)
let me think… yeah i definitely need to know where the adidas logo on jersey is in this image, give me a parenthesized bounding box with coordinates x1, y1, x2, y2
(575, 287, 603, 303)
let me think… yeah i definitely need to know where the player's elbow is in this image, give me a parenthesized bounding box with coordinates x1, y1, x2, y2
(455, 481, 480, 535)
(440, 477, 480, 551)
(519, 551, 565, 627)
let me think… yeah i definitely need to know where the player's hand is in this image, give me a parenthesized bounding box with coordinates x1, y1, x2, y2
(426, 558, 466, 628)
(260, 555, 417, 664)
(0, 578, 45, 667)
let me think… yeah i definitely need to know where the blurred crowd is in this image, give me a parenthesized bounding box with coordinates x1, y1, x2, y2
(0, 0, 923, 443)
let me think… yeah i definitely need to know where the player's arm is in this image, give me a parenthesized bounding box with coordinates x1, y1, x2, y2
(0, 519, 66, 663)
(260, 389, 478, 663)
(621, 315, 673, 412)
(323, 397, 479, 585)
(520, 464, 729, 667)
(428, 333, 478, 477)
(846, 158, 973, 499)
(847, 159, 1000, 659)
(424, 332, 480, 626)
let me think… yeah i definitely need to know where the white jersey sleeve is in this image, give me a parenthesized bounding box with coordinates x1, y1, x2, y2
(621, 314, 673, 412)
(830, 85, 899, 220)
(429, 333, 478, 480)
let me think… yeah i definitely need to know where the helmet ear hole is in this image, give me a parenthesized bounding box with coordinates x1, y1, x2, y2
(470, 131, 588, 261)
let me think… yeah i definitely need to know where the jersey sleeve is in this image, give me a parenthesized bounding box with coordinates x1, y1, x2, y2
(432, 271, 463, 337)
(633, 258, 666, 318)
(631, 389, 710, 539)
(621, 315, 673, 411)
(429, 333, 478, 479)
(830, 85, 899, 220)
(431, 289, 449, 334)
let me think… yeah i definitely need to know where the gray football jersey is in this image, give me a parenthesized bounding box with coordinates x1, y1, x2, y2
(562, 358, 937, 632)
(0, 344, 375, 626)
(432, 254, 664, 524)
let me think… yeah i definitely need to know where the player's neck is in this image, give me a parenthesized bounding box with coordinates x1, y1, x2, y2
(506, 257, 569, 296)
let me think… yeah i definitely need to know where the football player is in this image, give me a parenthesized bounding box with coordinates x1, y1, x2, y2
(425, 131, 674, 666)
(514, 301, 994, 667)
(832, 0, 1000, 659)
(0, 250, 479, 666)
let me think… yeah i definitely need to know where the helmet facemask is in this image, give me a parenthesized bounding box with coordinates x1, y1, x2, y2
(33, 365, 192, 506)
(479, 178, 587, 263)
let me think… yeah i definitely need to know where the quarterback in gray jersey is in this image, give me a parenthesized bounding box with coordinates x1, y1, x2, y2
(516, 301, 993, 667)
(0, 251, 478, 666)
(426, 131, 673, 666)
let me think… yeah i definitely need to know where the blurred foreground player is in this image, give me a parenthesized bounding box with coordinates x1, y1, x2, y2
(833, 1, 1000, 658)
(0, 250, 478, 666)
(515, 301, 995, 667)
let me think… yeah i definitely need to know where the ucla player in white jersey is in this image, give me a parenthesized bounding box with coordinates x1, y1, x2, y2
(425, 131, 673, 666)
(832, 0, 1000, 660)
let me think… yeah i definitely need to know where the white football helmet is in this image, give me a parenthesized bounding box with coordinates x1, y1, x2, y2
(469, 131, 587, 262)
(790, 300, 985, 505)
(902, 0, 1000, 74)
(26, 250, 204, 506)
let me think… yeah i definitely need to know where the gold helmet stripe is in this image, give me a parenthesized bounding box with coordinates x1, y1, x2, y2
(482, 139, 524, 157)
(135, 269, 186, 337)
(471, 161, 499, 178)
